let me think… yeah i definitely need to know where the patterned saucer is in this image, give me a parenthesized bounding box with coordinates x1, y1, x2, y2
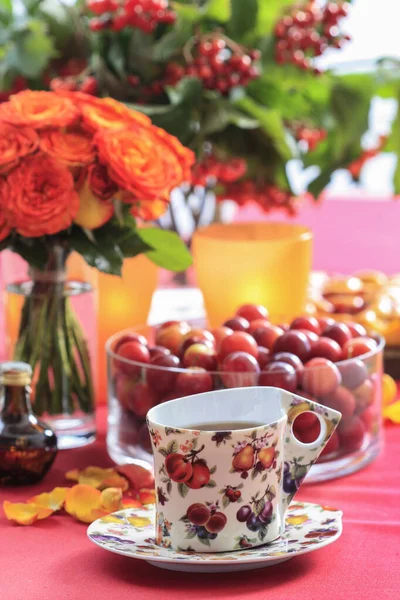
(87, 501, 342, 573)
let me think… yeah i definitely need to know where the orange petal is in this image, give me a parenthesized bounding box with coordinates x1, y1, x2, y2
(122, 498, 143, 509)
(27, 487, 69, 511)
(116, 465, 154, 490)
(3, 501, 53, 526)
(65, 468, 80, 481)
(384, 400, 400, 424)
(100, 487, 123, 512)
(138, 488, 156, 505)
(77, 466, 116, 489)
(101, 473, 129, 492)
(65, 484, 103, 523)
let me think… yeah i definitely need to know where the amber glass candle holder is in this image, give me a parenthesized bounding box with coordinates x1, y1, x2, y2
(192, 222, 313, 327)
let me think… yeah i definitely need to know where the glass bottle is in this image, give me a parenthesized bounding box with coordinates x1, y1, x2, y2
(0, 362, 58, 485)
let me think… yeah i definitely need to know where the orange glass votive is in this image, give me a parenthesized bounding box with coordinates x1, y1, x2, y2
(192, 222, 313, 327)
(97, 255, 158, 403)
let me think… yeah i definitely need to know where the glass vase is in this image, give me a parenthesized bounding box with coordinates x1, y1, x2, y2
(4, 246, 97, 449)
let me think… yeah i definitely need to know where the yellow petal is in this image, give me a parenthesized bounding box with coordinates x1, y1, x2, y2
(27, 487, 69, 511)
(65, 484, 103, 523)
(127, 516, 152, 528)
(3, 501, 53, 526)
(101, 473, 129, 492)
(384, 400, 400, 424)
(65, 469, 80, 482)
(100, 487, 123, 512)
(286, 514, 309, 526)
(382, 374, 397, 407)
(78, 466, 116, 489)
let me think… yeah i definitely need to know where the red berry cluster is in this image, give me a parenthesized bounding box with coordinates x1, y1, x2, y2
(274, 1, 351, 73)
(183, 36, 261, 95)
(87, 0, 176, 34)
(217, 180, 298, 216)
(295, 125, 327, 151)
(191, 154, 247, 187)
(347, 135, 388, 179)
(50, 75, 98, 96)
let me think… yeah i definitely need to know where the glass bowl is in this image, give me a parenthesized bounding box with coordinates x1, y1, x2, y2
(106, 325, 384, 482)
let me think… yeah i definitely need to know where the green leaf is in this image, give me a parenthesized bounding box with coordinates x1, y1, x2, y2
(108, 43, 126, 78)
(6, 237, 49, 271)
(166, 76, 203, 106)
(21, 0, 43, 11)
(178, 483, 189, 498)
(185, 530, 197, 539)
(198, 536, 211, 547)
(222, 495, 229, 509)
(6, 19, 56, 78)
(254, 498, 265, 517)
(206, 479, 216, 488)
(70, 226, 124, 276)
(158, 447, 168, 457)
(234, 96, 293, 161)
(202, 101, 259, 136)
(166, 440, 179, 454)
(203, 0, 231, 22)
(152, 19, 193, 62)
(255, 0, 293, 37)
(0, 0, 12, 22)
(138, 228, 192, 272)
(172, 2, 199, 22)
(388, 89, 400, 194)
(228, 0, 258, 40)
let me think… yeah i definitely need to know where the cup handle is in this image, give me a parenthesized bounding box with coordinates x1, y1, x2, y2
(279, 390, 342, 513)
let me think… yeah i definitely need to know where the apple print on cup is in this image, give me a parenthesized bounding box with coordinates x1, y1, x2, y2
(158, 438, 217, 498)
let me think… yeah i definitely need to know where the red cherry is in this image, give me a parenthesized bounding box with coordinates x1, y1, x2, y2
(236, 303, 269, 322)
(221, 352, 260, 388)
(317, 316, 336, 332)
(219, 332, 258, 362)
(271, 352, 304, 385)
(259, 361, 297, 392)
(180, 337, 214, 359)
(296, 329, 319, 345)
(114, 332, 148, 353)
(338, 359, 368, 390)
(290, 316, 321, 335)
(257, 346, 271, 369)
(322, 386, 356, 419)
(252, 325, 284, 351)
(146, 354, 181, 393)
(120, 381, 158, 418)
(308, 337, 342, 362)
(211, 326, 234, 351)
(338, 416, 366, 452)
(248, 319, 271, 333)
(302, 358, 341, 397)
(320, 431, 339, 457)
(183, 344, 217, 371)
(345, 322, 367, 338)
(293, 415, 321, 444)
(114, 341, 150, 376)
(342, 337, 377, 359)
(175, 367, 213, 397)
(182, 328, 215, 346)
(223, 317, 250, 332)
(272, 330, 311, 362)
(155, 322, 191, 355)
(353, 379, 374, 413)
(148, 345, 171, 359)
(323, 323, 353, 347)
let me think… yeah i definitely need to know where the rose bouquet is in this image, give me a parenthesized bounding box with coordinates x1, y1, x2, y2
(0, 89, 193, 426)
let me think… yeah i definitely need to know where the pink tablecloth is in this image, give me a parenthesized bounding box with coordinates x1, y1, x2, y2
(0, 406, 399, 600)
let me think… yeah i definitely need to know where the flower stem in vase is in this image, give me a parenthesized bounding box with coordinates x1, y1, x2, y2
(12, 251, 94, 417)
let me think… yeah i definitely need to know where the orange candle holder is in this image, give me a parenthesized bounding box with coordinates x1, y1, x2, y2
(192, 222, 313, 327)
(97, 255, 158, 404)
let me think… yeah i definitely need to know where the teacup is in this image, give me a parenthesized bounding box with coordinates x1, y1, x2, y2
(147, 386, 341, 553)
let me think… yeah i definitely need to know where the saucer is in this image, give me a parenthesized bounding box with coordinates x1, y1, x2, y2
(87, 501, 342, 573)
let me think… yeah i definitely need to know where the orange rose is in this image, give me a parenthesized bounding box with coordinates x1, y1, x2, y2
(95, 125, 195, 203)
(39, 127, 94, 167)
(2, 153, 79, 237)
(0, 122, 38, 173)
(88, 163, 118, 200)
(0, 91, 78, 129)
(56, 91, 151, 131)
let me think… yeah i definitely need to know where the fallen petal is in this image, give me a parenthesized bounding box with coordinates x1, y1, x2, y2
(101, 473, 129, 491)
(384, 400, 400, 424)
(101, 487, 123, 512)
(65, 484, 103, 523)
(122, 498, 143, 509)
(78, 466, 116, 489)
(138, 488, 156, 505)
(3, 501, 53, 526)
(65, 469, 80, 481)
(28, 487, 69, 511)
(116, 465, 154, 490)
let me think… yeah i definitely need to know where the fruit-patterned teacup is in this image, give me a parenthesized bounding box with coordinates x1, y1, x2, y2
(147, 386, 341, 553)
